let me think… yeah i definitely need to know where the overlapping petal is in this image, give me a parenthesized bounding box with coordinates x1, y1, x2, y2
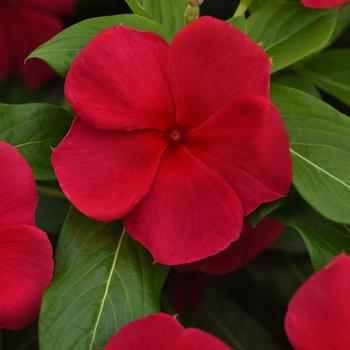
(301, 0, 349, 8)
(104, 313, 232, 350)
(104, 313, 183, 350)
(169, 16, 271, 130)
(187, 94, 292, 215)
(125, 145, 243, 265)
(285, 254, 350, 350)
(177, 328, 231, 350)
(65, 26, 174, 131)
(0, 225, 53, 330)
(0, 141, 37, 227)
(186, 219, 283, 275)
(52, 119, 168, 221)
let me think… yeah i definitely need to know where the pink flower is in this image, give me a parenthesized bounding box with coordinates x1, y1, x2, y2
(285, 254, 350, 349)
(301, 0, 349, 8)
(104, 313, 232, 350)
(0, 0, 76, 87)
(185, 218, 283, 275)
(53, 17, 292, 265)
(0, 141, 53, 330)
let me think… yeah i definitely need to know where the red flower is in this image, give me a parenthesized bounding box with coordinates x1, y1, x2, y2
(104, 313, 232, 350)
(53, 17, 292, 265)
(186, 218, 283, 275)
(0, 141, 53, 330)
(301, 0, 349, 8)
(285, 254, 350, 349)
(0, 0, 76, 87)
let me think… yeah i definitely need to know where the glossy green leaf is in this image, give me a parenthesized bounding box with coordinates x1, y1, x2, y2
(247, 197, 290, 227)
(0, 103, 72, 180)
(227, 16, 247, 33)
(273, 199, 350, 270)
(273, 73, 321, 98)
(298, 49, 350, 106)
(125, 0, 187, 33)
(28, 14, 172, 77)
(271, 84, 350, 224)
(186, 289, 282, 350)
(246, 3, 336, 72)
(39, 208, 168, 350)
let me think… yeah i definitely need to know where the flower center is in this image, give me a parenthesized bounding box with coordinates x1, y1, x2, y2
(168, 129, 182, 143)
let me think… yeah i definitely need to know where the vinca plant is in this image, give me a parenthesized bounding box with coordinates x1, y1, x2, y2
(0, 0, 350, 349)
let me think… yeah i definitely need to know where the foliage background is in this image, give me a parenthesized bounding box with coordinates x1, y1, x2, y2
(1, 0, 350, 349)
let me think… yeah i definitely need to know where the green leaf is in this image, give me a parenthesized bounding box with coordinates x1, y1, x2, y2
(40, 209, 168, 350)
(273, 199, 350, 270)
(185, 289, 282, 350)
(271, 84, 350, 224)
(227, 16, 247, 33)
(28, 14, 172, 77)
(272, 73, 321, 98)
(247, 197, 290, 227)
(329, 4, 350, 43)
(0, 103, 72, 180)
(125, 0, 187, 34)
(297, 49, 350, 106)
(246, 3, 336, 73)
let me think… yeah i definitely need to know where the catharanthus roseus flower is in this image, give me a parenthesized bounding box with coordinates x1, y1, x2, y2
(0, 0, 76, 87)
(185, 218, 283, 275)
(0, 141, 53, 330)
(53, 16, 292, 265)
(301, 0, 349, 8)
(104, 313, 232, 350)
(285, 254, 350, 350)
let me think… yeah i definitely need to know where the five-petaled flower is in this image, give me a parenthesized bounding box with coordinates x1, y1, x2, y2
(301, 0, 349, 8)
(0, 141, 53, 330)
(0, 0, 76, 87)
(285, 254, 350, 350)
(53, 16, 292, 265)
(104, 313, 232, 350)
(185, 218, 284, 275)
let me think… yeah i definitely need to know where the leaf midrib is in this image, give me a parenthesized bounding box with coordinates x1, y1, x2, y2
(88, 228, 126, 350)
(291, 149, 350, 191)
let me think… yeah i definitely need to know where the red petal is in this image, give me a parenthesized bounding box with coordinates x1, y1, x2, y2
(65, 25, 174, 131)
(0, 142, 37, 227)
(0, 225, 53, 330)
(168, 16, 271, 130)
(124, 145, 243, 265)
(187, 94, 292, 215)
(52, 119, 167, 221)
(285, 254, 350, 350)
(20, 0, 76, 14)
(0, 15, 13, 78)
(186, 219, 283, 275)
(7, 7, 62, 88)
(301, 0, 349, 8)
(177, 328, 232, 350)
(104, 313, 184, 350)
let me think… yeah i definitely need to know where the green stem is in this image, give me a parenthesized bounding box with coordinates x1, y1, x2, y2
(233, 0, 253, 18)
(37, 185, 66, 200)
(184, 4, 200, 24)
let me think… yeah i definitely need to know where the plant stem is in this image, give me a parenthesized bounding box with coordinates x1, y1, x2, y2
(37, 185, 66, 200)
(233, 0, 253, 18)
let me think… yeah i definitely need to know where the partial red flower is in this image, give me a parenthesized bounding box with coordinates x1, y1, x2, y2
(0, 141, 53, 330)
(285, 254, 350, 350)
(53, 17, 292, 265)
(301, 0, 349, 8)
(186, 218, 283, 275)
(0, 0, 76, 87)
(104, 313, 232, 350)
